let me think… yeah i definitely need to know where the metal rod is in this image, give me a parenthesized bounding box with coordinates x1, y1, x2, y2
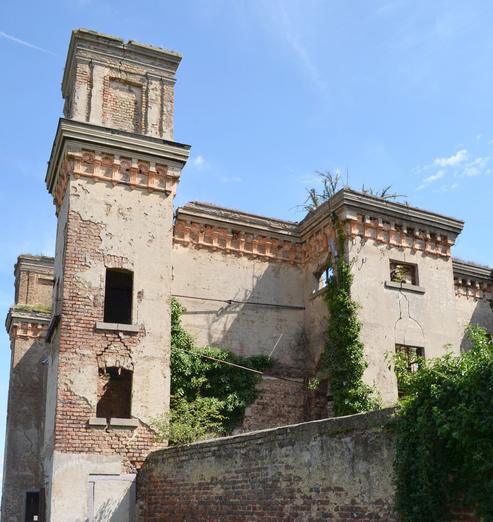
(176, 347, 304, 386)
(172, 294, 305, 310)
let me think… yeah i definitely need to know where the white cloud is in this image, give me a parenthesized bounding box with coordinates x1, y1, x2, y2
(192, 155, 208, 171)
(219, 175, 242, 184)
(424, 170, 445, 183)
(0, 31, 55, 55)
(417, 170, 445, 190)
(433, 148, 468, 168)
(461, 156, 489, 177)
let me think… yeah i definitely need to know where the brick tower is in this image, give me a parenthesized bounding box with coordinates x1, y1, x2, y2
(2, 256, 53, 521)
(42, 29, 189, 520)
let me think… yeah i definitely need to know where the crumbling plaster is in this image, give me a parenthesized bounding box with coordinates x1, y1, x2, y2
(63, 175, 174, 422)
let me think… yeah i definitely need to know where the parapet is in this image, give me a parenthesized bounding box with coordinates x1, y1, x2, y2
(61, 29, 182, 140)
(14, 255, 54, 308)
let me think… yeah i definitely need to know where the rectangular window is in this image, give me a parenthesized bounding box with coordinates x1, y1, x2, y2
(104, 269, 133, 324)
(96, 367, 133, 420)
(313, 265, 334, 293)
(395, 344, 424, 373)
(390, 261, 418, 286)
(25, 492, 40, 522)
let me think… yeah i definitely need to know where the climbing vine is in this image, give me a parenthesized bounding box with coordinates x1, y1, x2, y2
(394, 326, 493, 521)
(322, 218, 380, 416)
(152, 298, 271, 445)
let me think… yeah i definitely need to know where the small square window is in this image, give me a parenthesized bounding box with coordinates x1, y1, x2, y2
(390, 261, 418, 286)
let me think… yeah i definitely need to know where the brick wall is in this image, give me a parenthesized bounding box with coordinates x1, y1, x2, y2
(137, 409, 397, 521)
(14, 255, 54, 307)
(137, 408, 480, 521)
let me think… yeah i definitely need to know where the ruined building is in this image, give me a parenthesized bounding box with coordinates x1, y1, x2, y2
(2, 29, 493, 522)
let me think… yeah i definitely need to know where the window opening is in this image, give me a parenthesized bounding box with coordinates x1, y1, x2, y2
(390, 261, 418, 286)
(96, 367, 133, 420)
(395, 344, 424, 374)
(104, 269, 133, 324)
(314, 265, 334, 293)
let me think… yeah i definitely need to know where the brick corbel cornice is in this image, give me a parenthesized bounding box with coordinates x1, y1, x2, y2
(5, 309, 51, 341)
(46, 118, 190, 213)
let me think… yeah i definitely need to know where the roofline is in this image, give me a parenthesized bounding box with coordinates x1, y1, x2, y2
(62, 28, 182, 98)
(300, 188, 465, 238)
(175, 202, 300, 240)
(5, 308, 52, 336)
(46, 119, 191, 195)
(452, 258, 493, 281)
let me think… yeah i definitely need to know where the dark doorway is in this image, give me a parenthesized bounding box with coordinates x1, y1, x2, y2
(25, 492, 39, 522)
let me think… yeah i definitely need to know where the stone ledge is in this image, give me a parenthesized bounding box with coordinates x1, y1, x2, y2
(95, 322, 140, 333)
(88, 417, 139, 429)
(110, 418, 139, 428)
(88, 417, 107, 427)
(384, 280, 425, 294)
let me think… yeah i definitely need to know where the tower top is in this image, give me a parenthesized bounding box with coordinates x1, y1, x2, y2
(61, 29, 182, 140)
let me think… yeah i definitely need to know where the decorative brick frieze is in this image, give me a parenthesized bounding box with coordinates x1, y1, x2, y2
(52, 149, 180, 212)
(344, 213, 454, 258)
(174, 217, 303, 264)
(453, 259, 493, 299)
(10, 321, 47, 340)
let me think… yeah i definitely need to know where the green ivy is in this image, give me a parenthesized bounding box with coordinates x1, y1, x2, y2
(394, 326, 493, 521)
(152, 298, 271, 445)
(322, 219, 380, 416)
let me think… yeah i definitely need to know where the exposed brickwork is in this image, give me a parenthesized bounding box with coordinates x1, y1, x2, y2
(236, 376, 305, 433)
(103, 78, 144, 133)
(137, 409, 398, 521)
(14, 255, 54, 307)
(137, 408, 480, 521)
(174, 217, 303, 264)
(2, 256, 52, 522)
(52, 150, 179, 213)
(53, 209, 160, 471)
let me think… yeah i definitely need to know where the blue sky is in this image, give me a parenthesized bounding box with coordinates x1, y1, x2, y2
(1, 0, 492, 482)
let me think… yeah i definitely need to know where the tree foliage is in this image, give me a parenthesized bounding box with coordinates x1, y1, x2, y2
(394, 326, 493, 521)
(152, 298, 271, 445)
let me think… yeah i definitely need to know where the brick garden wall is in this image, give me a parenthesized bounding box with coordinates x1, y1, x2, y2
(137, 409, 397, 521)
(137, 408, 480, 521)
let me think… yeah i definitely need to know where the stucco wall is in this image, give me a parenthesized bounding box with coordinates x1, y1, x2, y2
(348, 237, 460, 405)
(455, 293, 493, 350)
(171, 245, 306, 370)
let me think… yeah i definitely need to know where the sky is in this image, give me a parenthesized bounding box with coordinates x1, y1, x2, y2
(1, 0, 493, 485)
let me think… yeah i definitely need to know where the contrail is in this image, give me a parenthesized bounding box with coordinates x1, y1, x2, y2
(0, 31, 55, 55)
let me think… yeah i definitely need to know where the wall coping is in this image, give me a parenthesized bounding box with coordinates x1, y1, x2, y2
(453, 258, 493, 282)
(46, 119, 191, 197)
(62, 28, 182, 98)
(146, 408, 395, 462)
(300, 189, 465, 239)
(175, 201, 300, 240)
